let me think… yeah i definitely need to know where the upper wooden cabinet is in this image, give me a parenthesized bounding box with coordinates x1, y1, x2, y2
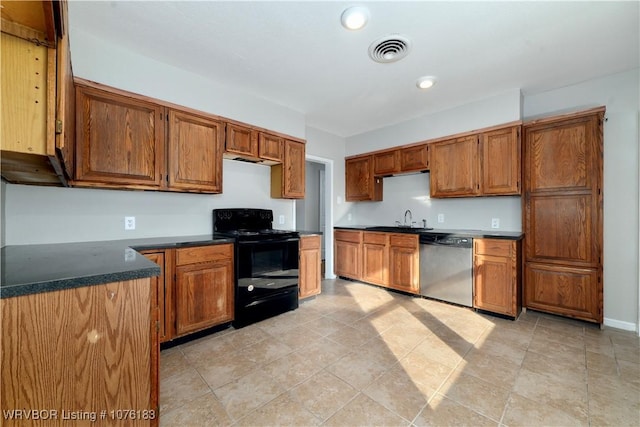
(168, 109, 224, 193)
(271, 139, 305, 199)
(430, 135, 480, 197)
(0, 0, 74, 186)
(259, 133, 283, 162)
(374, 150, 400, 176)
(430, 125, 521, 198)
(75, 84, 165, 188)
(74, 82, 228, 194)
(481, 126, 521, 195)
(346, 155, 383, 201)
(225, 123, 258, 158)
(400, 144, 429, 173)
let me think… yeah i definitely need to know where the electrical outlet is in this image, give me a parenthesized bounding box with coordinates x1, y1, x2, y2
(278, 215, 285, 225)
(491, 218, 500, 229)
(347, 213, 352, 221)
(437, 214, 445, 223)
(124, 216, 136, 230)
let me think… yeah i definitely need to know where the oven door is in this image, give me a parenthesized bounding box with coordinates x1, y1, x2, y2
(236, 237, 300, 299)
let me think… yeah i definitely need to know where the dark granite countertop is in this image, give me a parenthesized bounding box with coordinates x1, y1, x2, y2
(297, 230, 323, 236)
(0, 235, 234, 299)
(334, 225, 523, 240)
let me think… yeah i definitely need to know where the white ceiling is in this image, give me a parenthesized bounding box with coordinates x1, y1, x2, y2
(68, 1, 639, 137)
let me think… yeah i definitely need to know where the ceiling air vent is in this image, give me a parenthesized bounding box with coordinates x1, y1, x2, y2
(368, 35, 412, 63)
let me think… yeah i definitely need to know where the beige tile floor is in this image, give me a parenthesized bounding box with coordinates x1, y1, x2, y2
(159, 279, 640, 426)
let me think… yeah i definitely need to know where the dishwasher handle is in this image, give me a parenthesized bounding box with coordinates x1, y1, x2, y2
(419, 234, 472, 248)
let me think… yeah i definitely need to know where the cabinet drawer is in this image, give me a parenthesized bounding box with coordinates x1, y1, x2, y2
(363, 232, 387, 245)
(176, 244, 233, 266)
(300, 234, 321, 250)
(389, 234, 418, 248)
(334, 230, 362, 244)
(474, 239, 513, 257)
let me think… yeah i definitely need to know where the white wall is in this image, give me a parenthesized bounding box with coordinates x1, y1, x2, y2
(296, 162, 322, 232)
(69, 28, 305, 139)
(342, 89, 523, 232)
(523, 69, 640, 332)
(4, 160, 295, 245)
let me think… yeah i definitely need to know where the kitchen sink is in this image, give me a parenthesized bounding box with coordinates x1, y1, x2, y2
(365, 226, 434, 233)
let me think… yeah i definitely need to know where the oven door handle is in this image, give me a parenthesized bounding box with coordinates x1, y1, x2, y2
(238, 237, 300, 245)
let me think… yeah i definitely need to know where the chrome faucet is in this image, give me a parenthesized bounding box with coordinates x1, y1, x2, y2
(404, 209, 412, 227)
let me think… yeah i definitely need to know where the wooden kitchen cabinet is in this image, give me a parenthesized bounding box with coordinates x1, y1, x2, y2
(225, 122, 258, 158)
(1, 279, 159, 426)
(174, 244, 234, 336)
(259, 132, 283, 162)
(1, 0, 74, 186)
(399, 143, 429, 173)
(75, 84, 165, 188)
(142, 251, 173, 343)
(474, 238, 521, 317)
(346, 155, 383, 201)
(481, 126, 521, 195)
(299, 235, 322, 299)
(430, 135, 480, 197)
(523, 108, 603, 323)
(334, 229, 363, 280)
(388, 234, 419, 294)
(362, 232, 388, 286)
(431, 125, 521, 198)
(271, 139, 306, 199)
(374, 150, 400, 176)
(167, 109, 224, 193)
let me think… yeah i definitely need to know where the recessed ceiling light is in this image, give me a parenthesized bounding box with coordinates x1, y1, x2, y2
(416, 76, 436, 90)
(341, 6, 369, 30)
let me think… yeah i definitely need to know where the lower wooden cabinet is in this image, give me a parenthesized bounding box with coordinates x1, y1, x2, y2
(174, 244, 234, 336)
(142, 243, 234, 343)
(362, 232, 388, 285)
(473, 238, 521, 317)
(388, 234, 419, 294)
(334, 229, 363, 280)
(1, 279, 159, 426)
(299, 234, 322, 299)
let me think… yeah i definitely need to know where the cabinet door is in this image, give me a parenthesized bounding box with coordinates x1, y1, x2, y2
(1, 279, 156, 422)
(431, 135, 480, 197)
(474, 254, 514, 316)
(75, 85, 165, 187)
(525, 262, 600, 322)
(299, 235, 322, 299)
(272, 139, 305, 199)
(259, 133, 283, 162)
(143, 252, 170, 343)
(335, 241, 361, 280)
(175, 259, 234, 336)
(388, 234, 419, 293)
(167, 109, 224, 193)
(363, 233, 388, 286)
(346, 156, 382, 201)
(400, 144, 429, 172)
(481, 126, 520, 195)
(225, 123, 258, 157)
(373, 150, 400, 176)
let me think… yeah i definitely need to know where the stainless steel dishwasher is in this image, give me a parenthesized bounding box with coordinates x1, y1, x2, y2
(419, 234, 473, 307)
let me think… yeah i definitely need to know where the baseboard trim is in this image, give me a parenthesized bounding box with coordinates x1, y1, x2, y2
(603, 317, 637, 332)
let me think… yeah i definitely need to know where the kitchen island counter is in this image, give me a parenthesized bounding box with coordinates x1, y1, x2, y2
(1, 235, 234, 298)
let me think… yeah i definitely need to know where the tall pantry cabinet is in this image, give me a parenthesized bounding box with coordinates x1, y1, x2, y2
(522, 107, 604, 324)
